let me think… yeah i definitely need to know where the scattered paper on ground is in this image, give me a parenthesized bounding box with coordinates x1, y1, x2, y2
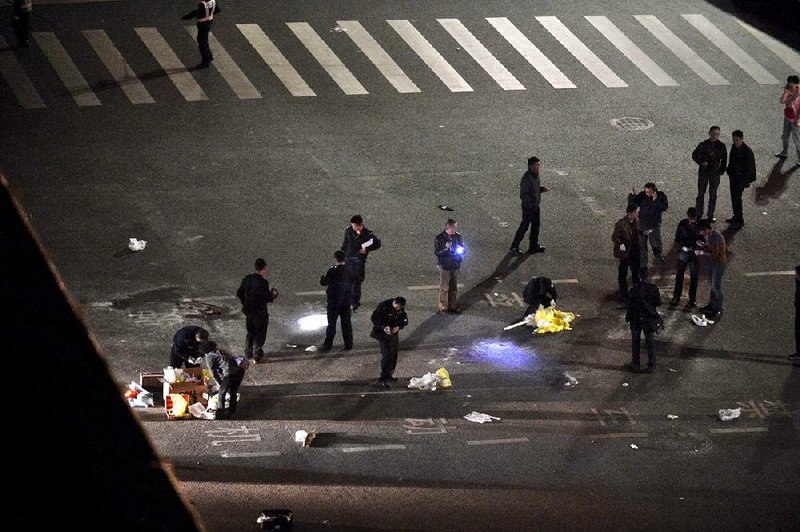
(719, 407, 741, 421)
(464, 411, 501, 423)
(128, 238, 147, 251)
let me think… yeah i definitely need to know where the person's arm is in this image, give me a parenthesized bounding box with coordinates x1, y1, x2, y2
(398, 310, 409, 329)
(320, 269, 330, 286)
(341, 231, 349, 253)
(627, 191, 640, 206)
(780, 88, 791, 104)
(365, 231, 381, 251)
(263, 281, 276, 303)
(236, 278, 246, 305)
(746, 148, 757, 184)
(657, 191, 668, 213)
(370, 303, 385, 329)
(719, 145, 728, 175)
(519, 176, 531, 201)
(612, 222, 623, 247)
(691, 143, 704, 166)
(434, 234, 450, 257)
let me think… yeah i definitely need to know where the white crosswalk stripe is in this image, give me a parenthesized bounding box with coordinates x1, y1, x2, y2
(83, 29, 155, 104)
(586, 16, 677, 86)
(336, 20, 420, 93)
(287, 22, 368, 95)
(634, 15, 729, 86)
(486, 17, 575, 89)
(736, 20, 800, 73)
(388, 19, 473, 92)
(438, 18, 524, 90)
(32, 32, 101, 106)
(185, 26, 261, 99)
(0, 35, 46, 109)
(237, 23, 315, 97)
(682, 14, 779, 85)
(135, 27, 208, 101)
(535, 16, 627, 88)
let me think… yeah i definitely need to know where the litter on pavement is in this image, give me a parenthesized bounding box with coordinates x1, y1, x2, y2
(408, 367, 451, 391)
(691, 314, 715, 327)
(294, 430, 316, 447)
(464, 411, 501, 423)
(666, 414, 679, 420)
(128, 238, 147, 251)
(718, 407, 741, 421)
(503, 305, 577, 334)
(630, 444, 639, 449)
(257, 509, 294, 531)
(125, 382, 153, 408)
(305, 345, 318, 352)
(564, 372, 578, 386)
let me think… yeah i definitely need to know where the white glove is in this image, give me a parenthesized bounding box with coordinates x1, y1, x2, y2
(619, 244, 626, 251)
(694, 249, 704, 256)
(681, 246, 690, 252)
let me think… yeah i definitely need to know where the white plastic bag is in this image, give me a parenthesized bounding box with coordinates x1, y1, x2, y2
(718, 408, 741, 421)
(128, 238, 147, 251)
(163, 366, 177, 384)
(408, 372, 442, 391)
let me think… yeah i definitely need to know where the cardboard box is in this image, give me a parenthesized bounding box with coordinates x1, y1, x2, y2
(163, 367, 208, 409)
(139, 372, 164, 405)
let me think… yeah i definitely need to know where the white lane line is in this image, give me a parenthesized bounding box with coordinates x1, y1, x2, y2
(134, 27, 208, 101)
(337, 20, 420, 93)
(237, 24, 315, 97)
(535, 16, 627, 88)
(588, 432, 649, 439)
(438, 18, 525, 90)
(32, 32, 101, 106)
(342, 444, 406, 453)
(682, 14, 778, 84)
(287, 22, 368, 95)
(520, 279, 579, 285)
(737, 20, 800, 72)
(83, 29, 155, 104)
(388, 19, 473, 92)
(467, 438, 530, 446)
(487, 17, 575, 89)
(0, 35, 46, 109)
(709, 427, 768, 434)
(635, 15, 729, 85)
(743, 271, 795, 277)
(585, 16, 677, 86)
(185, 26, 261, 99)
(221, 451, 281, 458)
(294, 290, 327, 296)
(407, 284, 465, 290)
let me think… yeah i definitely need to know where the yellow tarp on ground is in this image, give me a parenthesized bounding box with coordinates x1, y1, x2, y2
(533, 306, 576, 334)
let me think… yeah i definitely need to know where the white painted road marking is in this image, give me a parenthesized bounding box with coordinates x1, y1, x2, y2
(388, 19, 473, 92)
(135, 27, 208, 101)
(635, 15, 729, 85)
(467, 438, 530, 446)
(32, 32, 101, 106)
(221, 450, 281, 458)
(683, 14, 778, 85)
(185, 26, 261, 100)
(407, 284, 465, 290)
(736, 20, 800, 73)
(337, 20, 421, 93)
(709, 427, 769, 434)
(342, 444, 406, 452)
(294, 290, 327, 296)
(438, 18, 525, 90)
(743, 271, 795, 277)
(536, 16, 627, 88)
(586, 16, 677, 86)
(237, 23, 315, 97)
(588, 432, 649, 439)
(83, 29, 154, 104)
(487, 17, 575, 89)
(0, 35, 46, 109)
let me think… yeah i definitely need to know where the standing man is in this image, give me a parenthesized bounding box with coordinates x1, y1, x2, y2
(671, 207, 702, 307)
(628, 182, 669, 266)
(181, 0, 221, 69)
(692, 126, 727, 222)
(725, 130, 757, 230)
(695, 220, 726, 320)
(775, 75, 800, 163)
(370, 297, 408, 388)
(612, 204, 640, 300)
(509, 156, 549, 256)
(789, 265, 799, 362)
(202, 341, 247, 419)
(11, 0, 32, 48)
(319, 250, 354, 352)
(237, 258, 278, 362)
(170, 325, 209, 368)
(341, 214, 381, 312)
(434, 219, 465, 315)
(625, 270, 663, 373)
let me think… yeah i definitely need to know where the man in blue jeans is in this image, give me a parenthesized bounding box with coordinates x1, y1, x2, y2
(695, 220, 726, 320)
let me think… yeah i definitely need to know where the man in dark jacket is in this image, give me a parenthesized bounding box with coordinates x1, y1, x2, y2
(341, 214, 381, 312)
(170, 325, 209, 368)
(11, 0, 31, 48)
(370, 297, 408, 388)
(434, 219, 465, 315)
(692, 125, 727, 222)
(625, 270, 663, 373)
(612, 204, 640, 300)
(202, 341, 246, 419)
(181, 0, 221, 68)
(237, 258, 278, 361)
(509, 156, 549, 255)
(790, 265, 799, 362)
(522, 276, 557, 317)
(725, 130, 757, 230)
(320, 250, 354, 351)
(671, 207, 702, 307)
(628, 182, 669, 266)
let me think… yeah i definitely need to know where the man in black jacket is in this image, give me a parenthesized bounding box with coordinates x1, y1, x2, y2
(626, 270, 662, 373)
(725, 130, 757, 230)
(370, 297, 408, 388)
(522, 276, 557, 317)
(692, 125, 727, 222)
(628, 182, 669, 266)
(341, 214, 381, 311)
(320, 250, 354, 351)
(434, 219, 465, 315)
(509, 156, 549, 256)
(237, 258, 278, 362)
(182, 0, 221, 68)
(671, 207, 702, 307)
(170, 325, 209, 368)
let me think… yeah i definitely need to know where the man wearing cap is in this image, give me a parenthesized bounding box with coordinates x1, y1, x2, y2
(341, 214, 381, 312)
(509, 156, 549, 256)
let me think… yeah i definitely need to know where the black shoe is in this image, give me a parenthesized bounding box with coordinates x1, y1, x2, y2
(448, 308, 462, 315)
(351, 304, 359, 313)
(344, 346, 353, 351)
(389, 377, 399, 382)
(686, 300, 697, 308)
(708, 217, 717, 223)
(509, 247, 524, 256)
(528, 245, 546, 254)
(775, 152, 788, 159)
(669, 298, 680, 306)
(698, 304, 712, 313)
(729, 223, 743, 231)
(320, 345, 331, 353)
(657, 255, 666, 264)
(626, 362, 641, 373)
(378, 380, 391, 389)
(645, 366, 654, 374)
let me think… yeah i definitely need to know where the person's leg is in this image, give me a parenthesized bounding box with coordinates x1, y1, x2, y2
(244, 313, 255, 357)
(674, 258, 688, 301)
(651, 225, 663, 259)
(644, 330, 656, 370)
(448, 269, 459, 310)
(792, 121, 800, 160)
(438, 268, 449, 312)
(348, 261, 365, 309)
(388, 335, 400, 376)
(323, 307, 338, 349)
(638, 232, 649, 269)
(631, 328, 642, 368)
(794, 307, 799, 356)
(707, 174, 720, 219)
(218, 377, 231, 412)
(696, 174, 709, 218)
(528, 208, 541, 250)
(709, 265, 723, 313)
(341, 308, 353, 349)
(731, 185, 744, 223)
(379, 339, 392, 382)
(631, 260, 640, 286)
(227, 374, 243, 416)
(688, 258, 700, 304)
(197, 24, 211, 64)
(779, 119, 790, 156)
(510, 209, 532, 250)
(170, 345, 184, 368)
(618, 261, 629, 298)
(254, 314, 268, 359)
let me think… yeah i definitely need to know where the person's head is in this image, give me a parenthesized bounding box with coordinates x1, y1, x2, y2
(644, 182, 657, 198)
(626, 203, 638, 221)
(445, 218, 458, 235)
(528, 156, 540, 173)
(199, 340, 217, 355)
(709, 126, 721, 141)
(392, 297, 406, 311)
(698, 219, 713, 235)
(687, 207, 698, 223)
(254, 258, 267, 275)
(195, 329, 209, 343)
(334, 250, 346, 264)
(787, 75, 799, 92)
(350, 214, 364, 232)
(732, 129, 744, 148)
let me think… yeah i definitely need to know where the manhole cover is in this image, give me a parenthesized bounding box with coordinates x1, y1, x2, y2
(610, 117, 654, 131)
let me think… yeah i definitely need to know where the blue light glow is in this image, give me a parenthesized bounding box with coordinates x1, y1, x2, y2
(454, 245, 466, 255)
(470, 339, 535, 369)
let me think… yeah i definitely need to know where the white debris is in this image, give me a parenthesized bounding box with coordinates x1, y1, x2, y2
(564, 372, 578, 386)
(466, 394, 472, 398)
(630, 444, 638, 449)
(718, 407, 741, 422)
(305, 345, 318, 352)
(294, 430, 315, 447)
(691, 314, 715, 326)
(666, 414, 679, 420)
(668, 368, 677, 373)
(286, 344, 298, 348)
(331, 25, 347, 32)
(622, 382, 629, 387)
(463, 411, 501, 423)
(408, 372, 442, 391)
(128, 238, 147, 251)
(188, 402, 215, 419)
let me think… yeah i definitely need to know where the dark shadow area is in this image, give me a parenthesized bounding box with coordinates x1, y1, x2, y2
(755, 158, 799, 205)
(706, 0, 800, 51)
(0, 175, 203, 530)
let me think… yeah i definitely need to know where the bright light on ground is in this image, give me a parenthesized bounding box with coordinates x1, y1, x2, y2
(297, 314, 328, 331)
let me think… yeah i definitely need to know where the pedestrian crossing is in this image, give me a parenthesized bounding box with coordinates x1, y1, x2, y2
(1, 13, 798, 109)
